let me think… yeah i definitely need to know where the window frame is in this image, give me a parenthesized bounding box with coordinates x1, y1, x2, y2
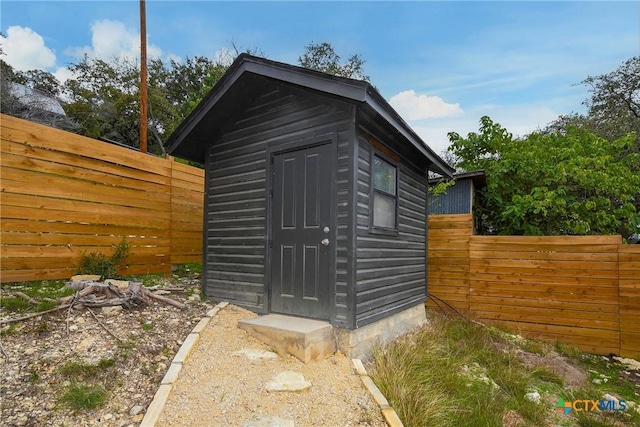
(369, 148, 399, 235)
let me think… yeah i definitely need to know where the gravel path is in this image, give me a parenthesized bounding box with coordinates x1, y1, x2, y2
(157, 304, 386, 427)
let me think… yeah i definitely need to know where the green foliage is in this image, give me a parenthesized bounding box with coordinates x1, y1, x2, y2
(78, 239, 130, 279)
(448, 116, 640, 236)
(60, 384, 107, 411)
(58, 358, 115, 379)
(298, 42, 369, 81)
(546, 56, 639, 149)
(0, 295, 31, 312)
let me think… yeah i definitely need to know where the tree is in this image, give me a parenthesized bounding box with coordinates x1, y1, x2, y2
(448, 116, 640, 237)
(298, 42, 369, 81)
(61, 55, 231, 155)
(545, 56, 639, 150)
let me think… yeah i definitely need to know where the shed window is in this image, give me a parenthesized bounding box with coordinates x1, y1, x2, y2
(372, 155, 397, 230)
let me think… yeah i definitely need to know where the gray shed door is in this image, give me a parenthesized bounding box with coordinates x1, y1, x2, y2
(270, 143, 332, 319)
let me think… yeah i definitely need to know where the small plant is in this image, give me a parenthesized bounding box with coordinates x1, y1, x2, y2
(60, 384, 107, 411)
(0, 296, 32, 312)
(117, 335, 138, 350)
(77, 239, 130, 279)
(141, 321, 154, 331)
(28, 368, 39, 385)
(58, 358, 115, 380)
(0, 324, 19, 336)
(33, 320, 50, 334)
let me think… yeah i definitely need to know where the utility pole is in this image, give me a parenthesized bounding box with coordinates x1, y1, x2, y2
(139, 0, 148, 153)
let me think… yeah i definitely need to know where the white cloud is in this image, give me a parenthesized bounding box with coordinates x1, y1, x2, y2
(1, 26, 56, 71)
(409, 104, 561, 156)
(390, 90, 463, 120)
(65, 19, 163, 62)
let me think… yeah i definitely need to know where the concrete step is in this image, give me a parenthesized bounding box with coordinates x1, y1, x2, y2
(238, 314, 336, 363)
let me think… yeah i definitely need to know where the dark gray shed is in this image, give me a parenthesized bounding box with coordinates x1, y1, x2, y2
(166, 54, 453, 330)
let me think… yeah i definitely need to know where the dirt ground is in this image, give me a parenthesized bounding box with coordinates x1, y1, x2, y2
(157, 304, 385, 427)
(0, 277, 211, 427)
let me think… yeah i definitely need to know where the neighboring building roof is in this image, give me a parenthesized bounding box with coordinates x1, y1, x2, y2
(166, 54, 454, 177)
(429, 170, 487, 189)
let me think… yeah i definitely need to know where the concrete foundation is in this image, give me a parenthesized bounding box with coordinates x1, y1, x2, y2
(238, 304, 427, 363)
(335, 304, 428, 360)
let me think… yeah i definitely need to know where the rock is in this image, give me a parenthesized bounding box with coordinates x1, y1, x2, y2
(592, 378, 602, 384)
(612, 356, 640, 371)
(75, 317, 86, 325)
(265, 371, 311, 392)
(103, 413, 113, 420)
(104, 279, 130, 290)
(233, 349, 278, 361)
(129, 405, 144, 416)
(133, 414, 144, 422)
(70, 274, 101, 282)
(68, 325, 79, 332)
(75, 336, 96, 351)
(524, 391, 541, 404)
(244, 417, 295, 427)
(101, 306, 123, 317)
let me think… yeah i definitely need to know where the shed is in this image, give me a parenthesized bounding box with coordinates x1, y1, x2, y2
(428, 170, 486, 215)
(166, 54, 453, 350)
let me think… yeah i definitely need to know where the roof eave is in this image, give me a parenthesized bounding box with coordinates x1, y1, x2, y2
(364, 89, 454, 178)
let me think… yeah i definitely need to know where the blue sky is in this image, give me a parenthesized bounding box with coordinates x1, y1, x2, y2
(1, 1, 638, 154)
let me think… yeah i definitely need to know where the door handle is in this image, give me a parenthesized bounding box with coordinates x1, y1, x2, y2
(321, 238, 330, 246)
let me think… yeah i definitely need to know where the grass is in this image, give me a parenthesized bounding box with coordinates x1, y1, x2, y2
(56, 358, 117, 412)
(369, 312, 640, 427)
(1, 280, 73, 314)
(58, 358, 116, 380)
(60, 384, 107, 411)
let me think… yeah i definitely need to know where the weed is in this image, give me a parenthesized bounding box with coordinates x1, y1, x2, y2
(161, 345, 171, 358)
(173, 263, 202, 276)
(33, 321, 50, 334)
(141, 321, 154, 331)
(35, 300, 57, 312)
(117, 335, 138, 350)
(77, 239, 130, 279)
(0, 324, 19, 336)
(532, 367, 565, 389)
(0, 296, 31, 312)
(60, 384, 107, 411)
(58, 358, 115, 380)
(28, 369, 39, 385)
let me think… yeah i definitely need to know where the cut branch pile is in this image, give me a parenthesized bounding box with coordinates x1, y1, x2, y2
(0, 280, 185, 325)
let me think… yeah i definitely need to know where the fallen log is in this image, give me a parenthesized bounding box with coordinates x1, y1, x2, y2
(1, 280, 186, 325)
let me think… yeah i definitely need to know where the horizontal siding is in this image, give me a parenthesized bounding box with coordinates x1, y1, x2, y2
(355, 133, 427, 327)
(204, 83, 352, 317)
(428, 179, 472, 215)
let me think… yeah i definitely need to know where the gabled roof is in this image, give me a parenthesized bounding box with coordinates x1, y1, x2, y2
(166, 54, 454, 177)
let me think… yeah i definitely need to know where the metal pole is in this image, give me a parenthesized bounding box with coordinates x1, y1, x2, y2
(139, 0, 148, 153)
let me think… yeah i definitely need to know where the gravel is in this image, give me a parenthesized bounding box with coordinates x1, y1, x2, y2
(157, 304, 386, 427)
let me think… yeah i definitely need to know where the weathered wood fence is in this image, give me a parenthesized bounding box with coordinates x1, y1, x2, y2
(1, 114, 204, 282)
(427, 214, 640, 358)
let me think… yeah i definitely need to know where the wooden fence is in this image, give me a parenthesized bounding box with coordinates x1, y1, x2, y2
(427, 214, 640, 358)
(1, 114, 204, 282)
